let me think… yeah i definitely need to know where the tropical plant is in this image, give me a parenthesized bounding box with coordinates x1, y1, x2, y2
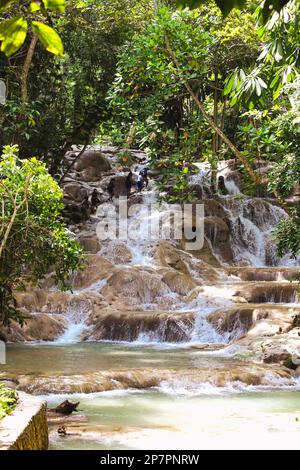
(0, 383, 16, 419)
(0, 145, 84, 325)
(0, 0, 65, 57)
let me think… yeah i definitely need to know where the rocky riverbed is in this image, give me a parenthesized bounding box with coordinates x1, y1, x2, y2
(1, 146, 300, 449)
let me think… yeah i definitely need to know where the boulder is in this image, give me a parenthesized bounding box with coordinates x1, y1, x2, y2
(204, 216, 233, 263)
(71, 255, 114, 290)
(154, 241, 190, 274)
(101, 267, 170, 304)
(100, 243, 132, 265)
(162, 271, 198, 296)
(63, 183, 88, 203)
(0, 314, 67, 342)
(74, 151, 111, 173)
(78, 233, 100, 253)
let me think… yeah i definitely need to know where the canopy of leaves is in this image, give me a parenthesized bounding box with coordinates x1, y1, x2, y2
(0, 145, 83, 324)
(177, 0, 292, 22)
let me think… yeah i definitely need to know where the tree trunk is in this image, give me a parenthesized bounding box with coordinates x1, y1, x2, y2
(21, 34, 38, 106)
(164, 36, 260, 186)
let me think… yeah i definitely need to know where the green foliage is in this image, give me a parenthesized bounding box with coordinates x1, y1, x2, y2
(0, 145, 84, 325)
(224, 67, 268, 108)
(274, 207, 300, 258)
(177, 0, 292, 23)
(107, 7, 215, 157)
(0, 0, 154, 173)
(0, 0, 66, 57)
(268, 153, 300, 197)
(0, 16, 27, 56)
(31, 21, 63, 56)
(0, 383, 17, 419)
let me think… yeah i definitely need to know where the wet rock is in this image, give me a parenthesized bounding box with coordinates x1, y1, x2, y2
(154, 241, 190, 274)
(208, 307, 254, 341)
(101, 267, 170, 305)
(100, 243, 132, 265)
(263, 352, 292, 364)
(74, 151, 111, 173)
(78, 233, 100, 254)
(88, 311, 195, 342)
(162, 271, 198, 296)
(226, 267, 298, 282)
(71, 255, 114, 290)
(7, 363, 292, 395)
(234, 282, 299, 304)
(63, 183, 88, 203)
(0, 314, 67, 342)
(204, 216, 233, 263)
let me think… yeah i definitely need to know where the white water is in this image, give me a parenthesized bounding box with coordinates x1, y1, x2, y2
(55, 158, 300, 345)
(53, 297, 91, 344)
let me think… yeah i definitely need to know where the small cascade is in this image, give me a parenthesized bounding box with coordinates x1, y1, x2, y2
(217, 197, 287, 267)
(54, 297, 91, 344)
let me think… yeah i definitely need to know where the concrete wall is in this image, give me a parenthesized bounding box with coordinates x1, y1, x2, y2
(0, 392, 48, 450)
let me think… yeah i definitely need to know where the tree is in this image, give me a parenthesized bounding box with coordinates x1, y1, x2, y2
(108, 7, 260, 184)
(0, 0, 65, 57)
(0, 145, 84, 325)
(0, 0, 155, 175)
(176, 0, 293, 23)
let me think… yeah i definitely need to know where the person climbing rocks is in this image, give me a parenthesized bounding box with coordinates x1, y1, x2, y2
(80, 195, 90, 220)
(125, 171, 133, 197)
(91, 189, 101, 213)
(136, 173, 144, 192)
(217, 175, 227, 195)
(107, 178, 115, 201)
(139, 167, 149, 188)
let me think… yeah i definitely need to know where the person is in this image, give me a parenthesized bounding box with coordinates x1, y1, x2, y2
(139, 167, 149, 188)
(107, 178, 115, 201)
(91, 189, 100, 213)
(125, 171, 133, 197)
(80, 195, 90, 220)
(136, 173, 144, 192)
(217, 175, 227, 195)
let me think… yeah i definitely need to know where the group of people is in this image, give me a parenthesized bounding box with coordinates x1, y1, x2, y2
(80, 188, 101, 220)
(108, 166, 149, 200)
(79, 166, 150, 221)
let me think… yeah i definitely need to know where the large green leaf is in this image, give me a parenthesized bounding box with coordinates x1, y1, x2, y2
(42, 0, 66, 12)
(0, 16, 28, 57)
(31, 21, 64, 55)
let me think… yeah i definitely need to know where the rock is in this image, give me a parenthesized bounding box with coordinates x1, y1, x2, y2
(189, 184, 203, 199)
(63, 183, 88, 203)
(154, 241, 190, 274)
(0, 314, 67, 342)
(8, 363, 292, 395)
(51, 400, 80, 415)
(101, 267, 170, 305)
(294, 365, 300, 377)
(162, 271, 198, 296)
(71, 255, 114, 290)
(100, 243, 132, 265)
(74, 151, 111, 173)
(263, 352, 292, 364)
(233, 282, 299, 304)
(78, 233, 100, 253)
(88, 310, 195, 342)
(204, 216, 233, 263)
(208, 307, 254, 341)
